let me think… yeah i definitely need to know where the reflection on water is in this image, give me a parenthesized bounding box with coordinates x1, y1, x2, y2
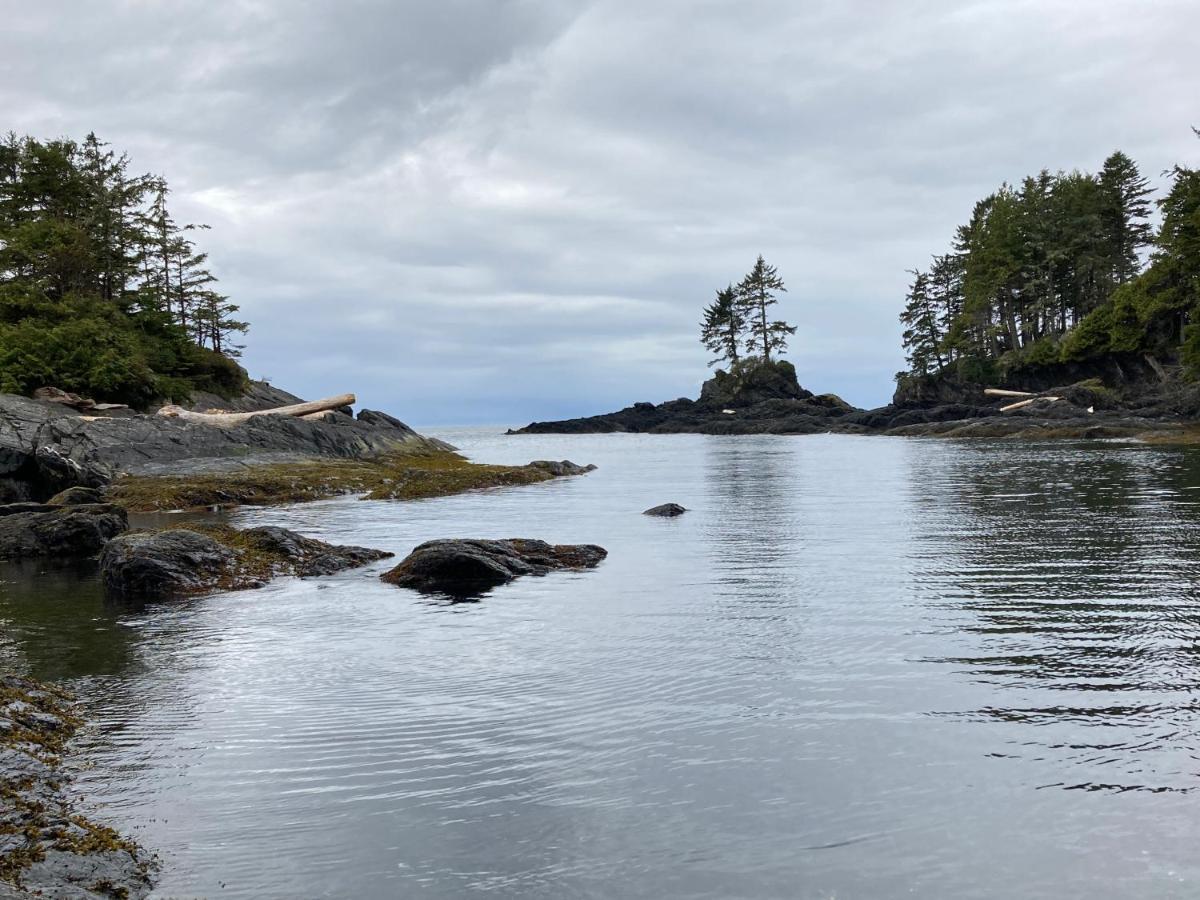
(2, 432, 1199, 898)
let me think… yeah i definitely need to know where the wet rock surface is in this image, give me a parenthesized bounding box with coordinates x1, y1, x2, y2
(100, 530, 236, 599)
(0, 504, 128, 561)
(101, 526, 392, 600)
(382, 538, 608, 597)
(643, 503, 687, 517)
(0, 383, 453, 501)
(0, 676, 154, 898)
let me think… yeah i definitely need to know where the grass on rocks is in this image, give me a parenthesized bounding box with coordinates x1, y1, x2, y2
(106, 451, 558, 512)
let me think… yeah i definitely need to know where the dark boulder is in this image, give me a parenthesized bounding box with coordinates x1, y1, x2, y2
(0, 504, 128, 560)
(699, 360, 811, 409)
(381, 538, 607, 597)
(100, 526, 393, 600)
(100, 530, 236, 599)
(643, 503, 687, 517)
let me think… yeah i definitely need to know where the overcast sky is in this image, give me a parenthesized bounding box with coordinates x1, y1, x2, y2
(4, 1, 1198, 423)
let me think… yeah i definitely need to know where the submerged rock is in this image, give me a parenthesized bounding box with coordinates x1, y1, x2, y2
(100, 526, 393, 600)
(381, 538, 607, 597)
(234, 525, 394, 577)
(0, 503, 128, 560)
(643, 503, 687, 517)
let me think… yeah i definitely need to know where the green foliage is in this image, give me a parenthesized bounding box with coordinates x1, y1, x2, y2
(736, 255, 795, 362)
(902, 132, 1200, 384)
(0, 133, 249, 406)
(700, 285, 743, 367)
(698, 256, 796, 366)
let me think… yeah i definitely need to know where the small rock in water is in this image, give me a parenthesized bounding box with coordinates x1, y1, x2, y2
(381, 538, 607, 598)
(643, 503, 687, 517)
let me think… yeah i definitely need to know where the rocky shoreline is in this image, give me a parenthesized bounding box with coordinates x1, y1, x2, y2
(0, 676, 155, 899)
(509, 359, 1200, 440)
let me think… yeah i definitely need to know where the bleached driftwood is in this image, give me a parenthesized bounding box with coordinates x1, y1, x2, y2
(157, 394, 355, 426)
(999, 396, 1060, 413)
(984, 388, 1036, 398)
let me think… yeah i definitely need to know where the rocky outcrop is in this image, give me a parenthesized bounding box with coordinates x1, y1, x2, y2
(511, 362, 867, 435)
(0, 384, 454, 502)
(643, 503, 687, 517)
(527, 460, 598, 476)
(381, 538, 608, 597)
(100, 526, 393, 600)
(1, 676, 154, 898)
(510, 359, 1200, 439)
(0, 503, 128, 561)
(100, 530, 236, 599)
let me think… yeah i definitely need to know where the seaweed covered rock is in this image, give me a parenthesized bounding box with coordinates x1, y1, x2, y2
(382, 538, 607, 597)
(234, 526, 393, 577)
(100, 526, 393, 600)
(0, 503, 127, 560)
(100, 530, 236, 599)
(0, 675, 155, 898)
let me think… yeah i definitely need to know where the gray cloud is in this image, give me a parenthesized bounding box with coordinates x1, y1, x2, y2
(4, 0, 1198, 422)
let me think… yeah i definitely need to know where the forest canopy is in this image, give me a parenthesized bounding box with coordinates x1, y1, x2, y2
(899, 133, 1200, 386)
(0, 132, 247, 406)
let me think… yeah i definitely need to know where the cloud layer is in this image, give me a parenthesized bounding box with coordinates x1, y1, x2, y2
(5, 0, 1198, 421)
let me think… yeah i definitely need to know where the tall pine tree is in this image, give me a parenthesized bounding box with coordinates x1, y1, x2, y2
(735, 255, 795, 363)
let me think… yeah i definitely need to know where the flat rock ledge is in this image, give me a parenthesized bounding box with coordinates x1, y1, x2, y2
(101, 525, 393, 600)
(0, 503, 128, 561)
(381, 538, 608, 598)
(0, 675, 154, 899)
(643, 503, 687, 517)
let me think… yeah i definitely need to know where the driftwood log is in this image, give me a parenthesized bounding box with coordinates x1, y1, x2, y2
(999, 396, 1060, 413)
(157, 394, 355, 426)
(984, 388, 1036, 398)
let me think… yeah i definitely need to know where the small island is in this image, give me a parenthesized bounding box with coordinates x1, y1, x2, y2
(513, 136, 1200, 440)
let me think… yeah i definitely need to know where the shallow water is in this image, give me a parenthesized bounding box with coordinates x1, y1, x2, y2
(3, 430, 1200, 898)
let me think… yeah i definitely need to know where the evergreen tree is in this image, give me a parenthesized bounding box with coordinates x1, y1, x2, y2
(899, 269, 944, 376)
(0, 133, 248, 403)
(700, 285, 743, 367)
(1098, 150, 1154, 285)
(735, 255, 795, 362)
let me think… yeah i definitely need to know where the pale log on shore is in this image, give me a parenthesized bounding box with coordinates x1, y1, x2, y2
(157, 393, 355, 426)
(1000, 396, 1060, 413)
(984, 388, 1037, 398)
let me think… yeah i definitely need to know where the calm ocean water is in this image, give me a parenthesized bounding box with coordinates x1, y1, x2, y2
(3, 429, 1200, 898)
